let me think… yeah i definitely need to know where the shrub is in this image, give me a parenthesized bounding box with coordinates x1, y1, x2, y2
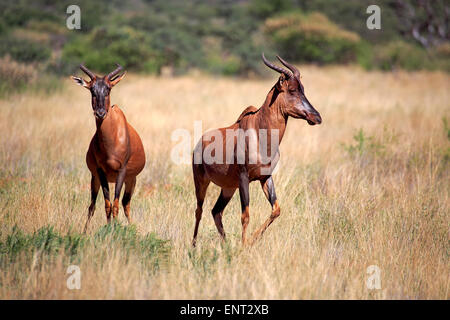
(264, 11, 361, 64)
(0, 36, 51, 63)
(0, 56, 62, 97)
(0, 3, 60, 30)
(360, 40, 450, 72)
(62, 26, 162, 75)
(249, 0, 295, 19)
(0, 56, 36, 96)
(370, 41, 427, 71)
(427, 43, 450, 72)
(26, 20, 67, 35)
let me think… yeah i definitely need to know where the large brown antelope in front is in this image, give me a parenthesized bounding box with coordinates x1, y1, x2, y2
(192, 54, 322, 246)
(71, 64, 145, 232)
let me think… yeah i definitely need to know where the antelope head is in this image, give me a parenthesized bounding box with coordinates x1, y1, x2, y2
(262, 53, 322, 125)
(71, 64, 126, 120)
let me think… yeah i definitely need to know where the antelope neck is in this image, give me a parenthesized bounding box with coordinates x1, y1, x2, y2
(95, 104, 114, 128)
(256, 86, 288, 143)
(95, 105, 118, 147)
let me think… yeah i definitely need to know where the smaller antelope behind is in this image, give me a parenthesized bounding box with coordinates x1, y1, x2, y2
(71, 64, 145, 232)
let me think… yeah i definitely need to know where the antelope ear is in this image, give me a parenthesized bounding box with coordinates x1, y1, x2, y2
(276, 74, 286, 90)
(110, 71, 126, 87)
(71, 76, 90, 89)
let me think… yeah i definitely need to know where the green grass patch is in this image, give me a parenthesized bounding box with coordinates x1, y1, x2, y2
(0, 224, 171, 272)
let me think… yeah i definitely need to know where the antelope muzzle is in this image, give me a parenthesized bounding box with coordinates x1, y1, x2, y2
(301, 98, 322, 125)
(95, 108, 107, 119)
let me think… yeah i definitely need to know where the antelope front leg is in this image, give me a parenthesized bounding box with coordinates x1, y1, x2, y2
(113, 167, 127, 221)
(238, 171, 250, 245)
(97, 168, 112, 223)
(122, 177, 136, 224)
(250, 176, 280, 244)
(84, 174, 100, 233)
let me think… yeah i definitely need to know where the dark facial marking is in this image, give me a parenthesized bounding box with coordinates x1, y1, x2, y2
(286, 76, 321, 125)
(91, 79, 110, 104)
(90, 79, 110, 118)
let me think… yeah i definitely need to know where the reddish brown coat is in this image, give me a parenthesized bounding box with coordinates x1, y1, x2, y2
(192, 54, 322, 246)
(72, 64, 145, 232)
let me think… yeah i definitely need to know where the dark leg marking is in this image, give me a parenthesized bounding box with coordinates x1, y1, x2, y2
(211, 188, 236, 241)
(113, 167, 127, 220)
(97, 168, 111, 223)
(238, 170, 250, 244)
(122, 177, 136, 224)
(84, 174, 100, 233)
(251, 176, 281, 243)
(192, 163, 210, 247)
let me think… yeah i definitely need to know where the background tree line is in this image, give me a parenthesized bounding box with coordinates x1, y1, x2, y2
(0, 0, 448, 95)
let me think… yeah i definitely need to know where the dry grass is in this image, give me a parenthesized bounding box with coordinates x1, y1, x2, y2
(0, 66, 448, 299)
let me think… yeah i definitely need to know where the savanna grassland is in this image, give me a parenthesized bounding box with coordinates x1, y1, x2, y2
(0, 66, 448, 299)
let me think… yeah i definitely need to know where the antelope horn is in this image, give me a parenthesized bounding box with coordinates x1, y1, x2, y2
(107, 63, 123, 80)
(276, 55, 300, 79)
(79, 64, 95, 79)
(261, 53, 292, 78)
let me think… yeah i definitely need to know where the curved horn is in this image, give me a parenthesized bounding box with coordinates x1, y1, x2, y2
(79, 64, 95, 79)
(276, 55, 300, 79)
(261, 53, 292, 77)
(107, 63, 123, 80)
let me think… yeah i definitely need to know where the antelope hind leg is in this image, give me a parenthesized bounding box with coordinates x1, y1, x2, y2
(250, 176, 280, 244)
(192, 163, 210, 247)
(238, 171, 250, 245)
(211, 188, 236, 241)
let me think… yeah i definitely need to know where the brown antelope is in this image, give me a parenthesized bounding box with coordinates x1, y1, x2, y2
(192, 54, 322, 246)
(71, 64, 146, 232)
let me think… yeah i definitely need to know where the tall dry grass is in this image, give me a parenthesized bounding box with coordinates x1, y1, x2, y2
(0, 66, 448, 299)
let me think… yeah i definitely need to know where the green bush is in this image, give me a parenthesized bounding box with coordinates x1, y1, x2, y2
(264, 11, 361, 64)
(366, 41, 450, 72)
(0, 36, 51, 63)
(249, 0, 295, 19)
(426, 44, 450, 72)
(62, 26, 162, 74)
(371, 41, 426, 71)
(0, 3, 60, 31)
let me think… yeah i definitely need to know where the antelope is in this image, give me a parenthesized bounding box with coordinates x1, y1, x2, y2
(71, 64, 146, 232)
(192, 54, 322, 246)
